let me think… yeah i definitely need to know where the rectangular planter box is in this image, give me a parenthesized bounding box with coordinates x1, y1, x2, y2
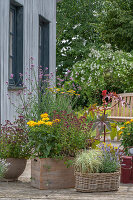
(31, 157, 75, 189)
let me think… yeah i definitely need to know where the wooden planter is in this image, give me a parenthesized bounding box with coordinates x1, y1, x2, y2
(31, 157, 75, 189)
(75, 171, 120, 192)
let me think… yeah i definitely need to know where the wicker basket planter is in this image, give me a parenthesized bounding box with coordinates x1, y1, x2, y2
(75, 171, 120, 192)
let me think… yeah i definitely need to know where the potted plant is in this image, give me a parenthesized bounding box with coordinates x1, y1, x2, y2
(74, 143, 120, 192)
(27, 111, 93, 189)
(119, 119, 133, 155)
(0, 116, 32, 181)
(0, 159, 10, 179)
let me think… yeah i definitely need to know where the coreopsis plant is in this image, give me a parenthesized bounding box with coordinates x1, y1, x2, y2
(27, 113, 61, 158)
(119, 119, 133, 155)
(27, 111, 93, 158)
(0, 117, 31, 159)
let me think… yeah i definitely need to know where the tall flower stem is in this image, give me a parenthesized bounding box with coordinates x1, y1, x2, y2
(104, 108, 106, 142)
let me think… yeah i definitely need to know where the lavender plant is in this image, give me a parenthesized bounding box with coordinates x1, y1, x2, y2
(74, 143, 120, 174)
(99, 143, 120, 173)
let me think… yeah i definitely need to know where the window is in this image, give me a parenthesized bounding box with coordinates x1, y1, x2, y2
(9, 1, 23, 86)
(39, 16, 49, 76)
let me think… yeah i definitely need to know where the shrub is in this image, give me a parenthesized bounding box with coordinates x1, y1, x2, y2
(64, 44, 133, 107)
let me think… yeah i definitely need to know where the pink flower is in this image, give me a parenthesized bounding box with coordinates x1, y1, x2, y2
(19, 73, 23, 77)
(10, 74, 14, 78)
(67, 70, 71, 73)
(39, 74, 43, 79)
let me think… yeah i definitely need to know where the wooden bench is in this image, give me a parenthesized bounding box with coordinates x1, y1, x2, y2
(108, 93, 133, 122)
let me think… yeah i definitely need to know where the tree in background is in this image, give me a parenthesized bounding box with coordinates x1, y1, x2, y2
(98, 0, 133, 52)
(56, 0, 103, 76)
(56, 0, 133, 108)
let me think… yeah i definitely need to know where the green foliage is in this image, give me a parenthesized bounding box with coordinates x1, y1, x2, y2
(120, 119, 133, 155)
(0, 118, 31, 159)
(13, 63, 76, 121)
(74, 144, 120, 174)
(68, 45, 133, 107)
(98, 0, 133, 52)
(110, 123, 119, 140)
(27, 111, 93, 158)
(92, 114, 113, 134)
(56, 0, 103, 75)
(99, 144, 120, 173)
(74, 150, 102, 173)
(28, 118, 61, 158)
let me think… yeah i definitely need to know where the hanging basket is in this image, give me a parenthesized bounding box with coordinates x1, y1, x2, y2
(75, 170, 120, 192)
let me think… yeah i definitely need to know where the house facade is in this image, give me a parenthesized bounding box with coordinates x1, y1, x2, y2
(0, 0, 57, 124)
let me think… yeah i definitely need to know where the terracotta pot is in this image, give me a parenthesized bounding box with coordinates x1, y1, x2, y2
(31, 157, 75, 189)
(3, 158, 27, 181)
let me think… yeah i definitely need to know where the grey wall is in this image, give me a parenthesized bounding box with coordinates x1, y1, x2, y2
(0, 0, 56, 124)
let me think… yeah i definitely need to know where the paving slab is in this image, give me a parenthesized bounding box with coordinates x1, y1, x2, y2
(0, 180, 133, 200)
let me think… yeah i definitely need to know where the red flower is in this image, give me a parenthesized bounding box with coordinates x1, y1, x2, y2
(102, 90, 107, 96)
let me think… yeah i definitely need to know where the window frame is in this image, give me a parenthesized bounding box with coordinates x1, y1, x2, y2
(38, 16, 50, 77)
(9, 1, 23, 87)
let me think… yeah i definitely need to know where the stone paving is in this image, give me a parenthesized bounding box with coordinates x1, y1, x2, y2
(0, 141, 133, 200)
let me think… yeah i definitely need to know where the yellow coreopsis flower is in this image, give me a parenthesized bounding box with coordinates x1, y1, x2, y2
(40, 113, 49, 118)
(130, 119, 133, 122)
(37, 120, 45, 125)
(127, 133, 130, 135)
(119, 131, 123, 135)
(42, 117, 50, 121)
(124, 121, 130, 125)
(120, 127, 125, 130)
(45, 121, 53, 126)
(53, 119, 61, 123)
(27, 121, 37, 127)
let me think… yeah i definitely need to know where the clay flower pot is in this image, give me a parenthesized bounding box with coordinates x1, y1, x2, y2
(3, 158, 27, 181)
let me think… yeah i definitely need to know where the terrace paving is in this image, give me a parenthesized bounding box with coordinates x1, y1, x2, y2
(0, 141, 133, 200)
